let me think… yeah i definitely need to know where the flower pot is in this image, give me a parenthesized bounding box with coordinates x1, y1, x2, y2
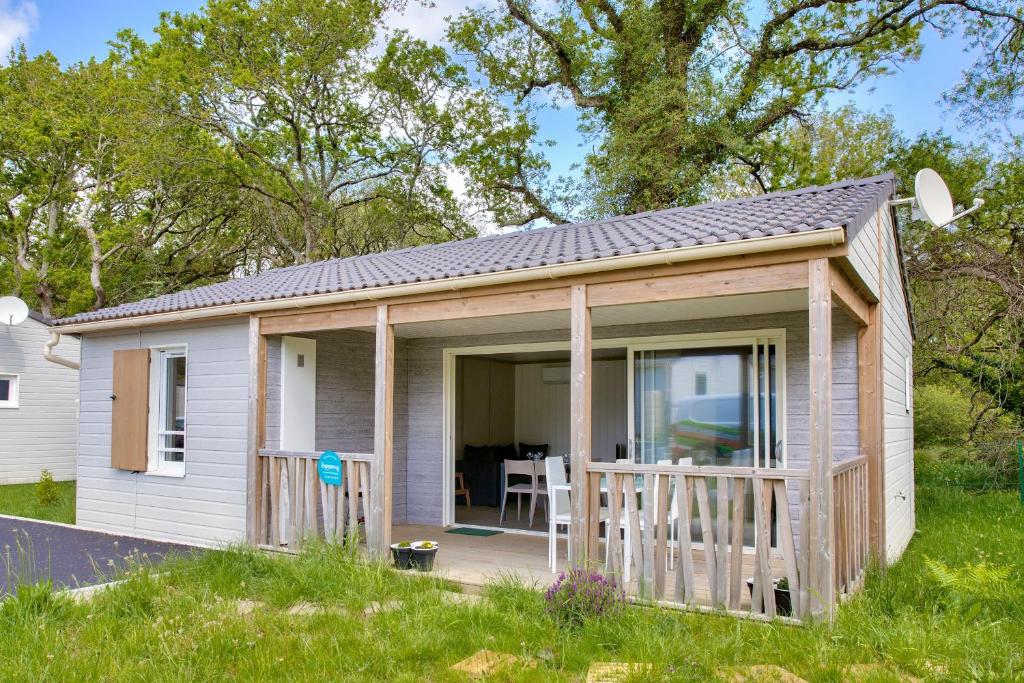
(745, 578, 793, 617)
(391, 543, 414, 570)
(411, 541, 439, 571)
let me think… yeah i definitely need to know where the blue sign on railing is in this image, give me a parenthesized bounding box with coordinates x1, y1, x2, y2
(318, 451, 343, 487)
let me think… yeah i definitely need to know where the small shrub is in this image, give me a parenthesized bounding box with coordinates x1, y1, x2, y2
(35, 470, 59, 507)
(925, 556, 1012, 620)
(914, 384, 971, 446)
(544, 568, 625, 628)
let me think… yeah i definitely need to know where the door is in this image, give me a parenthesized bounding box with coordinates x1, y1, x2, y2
(631, 337, 782, 545)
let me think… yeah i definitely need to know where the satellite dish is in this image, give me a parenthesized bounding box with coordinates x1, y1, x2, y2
(0, 297, 29, 326)
(897, 167, 985, 228)
(914, 169, 956, 227)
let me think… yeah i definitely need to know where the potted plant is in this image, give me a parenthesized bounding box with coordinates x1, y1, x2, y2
(745, 576, 793, 617)
(390, 541, 414, 570)
(411, 541, 439, 571)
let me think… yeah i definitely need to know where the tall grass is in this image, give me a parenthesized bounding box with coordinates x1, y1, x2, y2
(0, 483, 1021, 681)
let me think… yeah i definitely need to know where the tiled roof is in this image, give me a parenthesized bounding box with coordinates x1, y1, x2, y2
(58, 173, 895, 325)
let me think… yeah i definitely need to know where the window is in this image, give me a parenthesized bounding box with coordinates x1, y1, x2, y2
(149, 347, 187, 475)
(0, 374, 18, 408)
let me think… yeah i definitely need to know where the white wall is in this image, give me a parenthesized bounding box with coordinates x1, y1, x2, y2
(0, 317, 80, 484)
(77, 320, 249, 546)
(514, 360, 627, 461)
(878, 211, 916, 560)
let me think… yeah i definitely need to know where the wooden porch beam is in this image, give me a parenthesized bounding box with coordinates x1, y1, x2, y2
(586, 261, 807, 308)
(370, 304, 394, 558)
(829, 263, 870, 327)
(807, 258, 835, 618)
(389, 287, 570, 325)
(858, 300, 885, 560)
(259, 306, 377, 336)
(569, 284, 592, 566)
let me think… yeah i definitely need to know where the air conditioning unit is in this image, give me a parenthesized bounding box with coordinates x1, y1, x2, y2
(541, 365, 570, 384)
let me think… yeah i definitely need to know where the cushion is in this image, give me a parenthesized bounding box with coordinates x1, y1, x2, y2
(493, 444, 518, 462)
(519, 442, 549, 460)
(463, 444, 493, 463)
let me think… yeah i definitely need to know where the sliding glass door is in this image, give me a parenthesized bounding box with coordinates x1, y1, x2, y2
(631, 335, 783, 545)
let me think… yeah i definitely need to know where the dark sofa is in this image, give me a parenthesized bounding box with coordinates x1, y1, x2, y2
(457, 444, 516, 507)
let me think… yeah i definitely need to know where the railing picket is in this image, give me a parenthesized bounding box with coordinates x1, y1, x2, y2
(654, 473, 670, 600)
(729, 477, 746, 611)
(641, 473, 656, 599)
(294, 458, 306, 545)
(752, 477, 776, 618)
(606, 471, 622, 581)
(623, 473, 644, 590)
(675, 475, 695, 604)
(773, 479, 801, 618)
(347, 461, 361, 539)
(269, 457, 281, 547)
(715, 478, 730, 606)
(693, 477, 718, 607)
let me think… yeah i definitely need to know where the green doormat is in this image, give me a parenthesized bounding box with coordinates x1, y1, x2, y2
(445, 527, 503, 537)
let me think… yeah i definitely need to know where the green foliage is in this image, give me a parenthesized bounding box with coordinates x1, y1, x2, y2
(34, 470, 59, 507)
(914, 384, 972, 447)
(924, 556, 1012, 621)
(0, 481, 76, 524)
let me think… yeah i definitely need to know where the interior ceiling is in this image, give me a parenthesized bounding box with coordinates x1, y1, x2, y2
(393, 290, 809, 339)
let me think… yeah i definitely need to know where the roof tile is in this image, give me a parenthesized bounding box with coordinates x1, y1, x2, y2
(58, 174, 894, 325)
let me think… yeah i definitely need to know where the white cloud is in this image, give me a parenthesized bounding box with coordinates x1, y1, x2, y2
(0, 0, 37, 60)
(386, 0, 493, 45)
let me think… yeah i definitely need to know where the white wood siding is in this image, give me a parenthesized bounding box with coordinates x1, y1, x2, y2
(879, 210, 916, 560)
(846, 212, 883, 299)
(76, 320, 249, 546)
(0, 318, 80, 483)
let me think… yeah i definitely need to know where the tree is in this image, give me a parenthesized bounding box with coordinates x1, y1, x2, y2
(120, 0, 501, 265)
(449, 0, 1024, 223)
(0, 46, 252, 318)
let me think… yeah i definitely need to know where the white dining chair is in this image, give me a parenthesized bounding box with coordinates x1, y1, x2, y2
(500, 459, 542, 527)
(545, 456, 572, 572)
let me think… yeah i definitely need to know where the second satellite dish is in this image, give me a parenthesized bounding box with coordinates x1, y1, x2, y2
(0, 296, 29, 326)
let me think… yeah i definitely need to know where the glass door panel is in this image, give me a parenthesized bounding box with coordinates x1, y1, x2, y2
(633, 342, 780, 547)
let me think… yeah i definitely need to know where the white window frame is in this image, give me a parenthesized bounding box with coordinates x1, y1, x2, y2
(147, 345, 188, 477)
(0, 373, 19, 409)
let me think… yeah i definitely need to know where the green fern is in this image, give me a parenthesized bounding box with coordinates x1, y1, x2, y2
(924, 556, 1011, 599)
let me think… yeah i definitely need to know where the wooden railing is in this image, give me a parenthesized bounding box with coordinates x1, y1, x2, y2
(255, 450, 373, 551)
(833, 455, 870, 594)
(585, 462, 811, 620)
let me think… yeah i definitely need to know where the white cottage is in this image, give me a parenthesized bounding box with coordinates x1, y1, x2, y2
(1, 312, 80, 483)
(52, 174, 915, 620)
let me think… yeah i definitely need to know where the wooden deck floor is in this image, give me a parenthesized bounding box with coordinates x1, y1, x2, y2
(393, 524, 783, 611)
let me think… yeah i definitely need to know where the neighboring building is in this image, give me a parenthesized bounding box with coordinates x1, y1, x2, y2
(0, 312, 80, 484)
(54, 174, 915, 620)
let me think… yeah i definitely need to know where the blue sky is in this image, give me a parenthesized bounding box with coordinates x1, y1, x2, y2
(1, 0, 1003, 180)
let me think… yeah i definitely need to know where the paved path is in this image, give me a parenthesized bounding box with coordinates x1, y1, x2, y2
(0, 515, 200, 595)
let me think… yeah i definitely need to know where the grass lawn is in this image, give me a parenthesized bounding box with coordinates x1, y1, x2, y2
(0, 481, 75, 524)
(1, 482, 1021, 681)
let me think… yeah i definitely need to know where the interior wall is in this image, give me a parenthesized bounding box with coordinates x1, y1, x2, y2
(514, 360, 627, 461)
(454, 356, 515, 457)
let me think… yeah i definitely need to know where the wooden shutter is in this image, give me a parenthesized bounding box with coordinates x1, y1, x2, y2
(111, 348, 150, 471)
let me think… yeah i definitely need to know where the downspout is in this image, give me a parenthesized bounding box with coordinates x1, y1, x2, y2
(44, 332, 80, 370)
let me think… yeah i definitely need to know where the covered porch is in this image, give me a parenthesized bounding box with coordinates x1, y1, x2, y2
(246, 250, 883, 621)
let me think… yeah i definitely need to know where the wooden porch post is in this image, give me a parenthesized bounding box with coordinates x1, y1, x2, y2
(570, 284, 592, 566)
(371, 304, 394, 557)
(808, 259, 835, 617)
(246, 316, 267, 544)
(858, 300, 886, 561)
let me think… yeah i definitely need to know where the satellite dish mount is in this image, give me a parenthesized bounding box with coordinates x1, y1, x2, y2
(889, 168, 984, 228)
(0, 296, 29, 326)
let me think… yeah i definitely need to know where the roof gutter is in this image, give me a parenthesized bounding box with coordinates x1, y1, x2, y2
(44, 332, 81, 370)
(52, 227, 845, 334)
